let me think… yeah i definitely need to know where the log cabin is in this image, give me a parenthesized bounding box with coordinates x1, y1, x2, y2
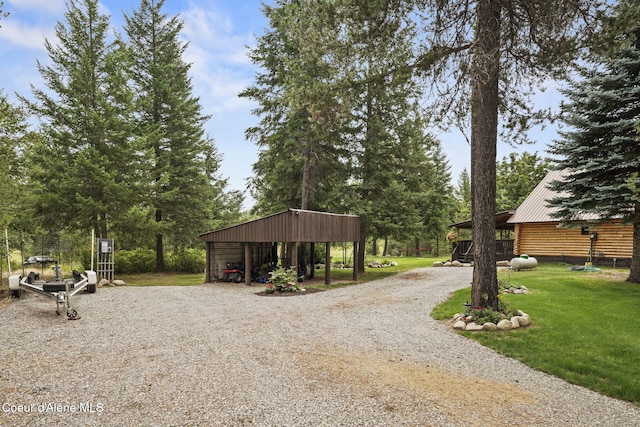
(507, 169, 633, 267)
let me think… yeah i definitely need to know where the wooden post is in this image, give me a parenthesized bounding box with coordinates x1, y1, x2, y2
(325, 242, 331, 285)
(244, 243, 251, 286)
(352, 241, 358, 281)
(205, 242, 212, 283)
(309, 242, 315, 279)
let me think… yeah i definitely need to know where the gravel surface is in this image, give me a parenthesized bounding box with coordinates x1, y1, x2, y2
(1, 267, 639, 426)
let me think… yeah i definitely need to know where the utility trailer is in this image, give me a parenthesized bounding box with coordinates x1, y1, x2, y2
(9, 270, 98, 320)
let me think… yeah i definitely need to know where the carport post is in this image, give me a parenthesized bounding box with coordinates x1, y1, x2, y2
(244, 243, 251, 286)
(325, 242, 331, 285)
(352, 241, 358, 281)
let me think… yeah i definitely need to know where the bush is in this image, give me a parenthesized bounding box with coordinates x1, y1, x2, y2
(167, 249, 205, 274)
(470, 306, 504, 325)
(115, 248, 156, 275)
(265, 267, 300, 293)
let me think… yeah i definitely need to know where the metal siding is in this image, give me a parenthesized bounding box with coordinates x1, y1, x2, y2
(200, 209, 360, 243)
(508, 169, 601, 224)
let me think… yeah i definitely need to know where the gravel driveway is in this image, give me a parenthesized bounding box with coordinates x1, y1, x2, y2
(1, 267, 639, 426)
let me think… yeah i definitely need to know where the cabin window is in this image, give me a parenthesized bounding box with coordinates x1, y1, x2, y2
(581, 225, 589, 235)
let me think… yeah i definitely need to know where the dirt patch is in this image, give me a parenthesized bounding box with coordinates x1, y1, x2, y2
(398, 270, 432, 281)
(255, 287, 326, 297)
(302, 349, 542, 425)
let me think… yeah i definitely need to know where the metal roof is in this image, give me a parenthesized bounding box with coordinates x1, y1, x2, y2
(199, 209, 360, 243)
(507, 169, 600, 224)
(449, 211, 516, 230)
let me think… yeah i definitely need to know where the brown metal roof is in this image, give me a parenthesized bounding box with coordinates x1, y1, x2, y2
(199, 209, 360, 243)
(507, 169, 600, 224)
(449, 211, 516, 230)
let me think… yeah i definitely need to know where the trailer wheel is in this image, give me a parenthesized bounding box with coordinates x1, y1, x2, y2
(10, 289, 21, 299)
(232, 272, 242, 283)
(87, 284, 96, 293)
(67, 310, 78, 319)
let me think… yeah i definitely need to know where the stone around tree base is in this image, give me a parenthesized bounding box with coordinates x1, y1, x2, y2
(497, 319, 513, 330)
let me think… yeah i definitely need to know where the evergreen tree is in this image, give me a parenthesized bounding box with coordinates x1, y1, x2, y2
(496, 152, 550, 211)
(241, 0, 348, 214)
(0, 92, 29, 229)
(24, 0, 141, 238)
(414, 0, 602, 310)
(454, 168, 472, 222)
(124, 0, 233, 270)
(547, 29, 640, 282)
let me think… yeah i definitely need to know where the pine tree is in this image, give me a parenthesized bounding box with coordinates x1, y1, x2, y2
(496, 152, 550, 211)
(0, 92, 29, 229)
(124, 0, 232, 270)
(24, 0, 141, 238)
(547, 31, 640, 282)
(414, 0, 602, 309)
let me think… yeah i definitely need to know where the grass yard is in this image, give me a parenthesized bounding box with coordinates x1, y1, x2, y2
(431, 263, 640, 405)
(115, 256, 438, 288)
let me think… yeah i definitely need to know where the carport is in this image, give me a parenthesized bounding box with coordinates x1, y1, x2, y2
(199, 209, 361, 285)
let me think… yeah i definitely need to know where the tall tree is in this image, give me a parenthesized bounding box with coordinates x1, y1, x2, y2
(415, 0, 603, 309)
(496, 152, 550, 211)
(0, 92, 29, 229)
(547, 23, 640, 282)
(242, 0, 347, 214)
(24, 0, 141, 238)
(453, 167, 472, 222)
(124, 0, 232, 270)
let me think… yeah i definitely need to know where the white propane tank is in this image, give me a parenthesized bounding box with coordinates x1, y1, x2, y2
(9, 274, 21, 291)
(510, 255, 538, 271)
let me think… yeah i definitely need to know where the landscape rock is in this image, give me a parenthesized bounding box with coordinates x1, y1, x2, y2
(433, 262, 444, 267)
(496, 260, 510, 267)
(98, 279, 111, 288)
(465, 322, 484, 331)
(453, 320, 466, 330)
(451, 260, 463, 267)
(510, 316, 521, 328)
(497, 319, 513, 330)
(482, 322, 498, 331)
(113, 279, 126, 286)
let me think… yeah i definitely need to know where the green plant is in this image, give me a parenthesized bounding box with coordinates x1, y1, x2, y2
(265, 267, 300, 293)
(469, 306, 504, 325)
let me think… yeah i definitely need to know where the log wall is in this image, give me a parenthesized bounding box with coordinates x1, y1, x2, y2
(514, 221, 633, 260)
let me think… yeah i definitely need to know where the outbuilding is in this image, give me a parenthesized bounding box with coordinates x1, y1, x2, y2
(199, 209, 361, 285)
(507, 169, 633, 266)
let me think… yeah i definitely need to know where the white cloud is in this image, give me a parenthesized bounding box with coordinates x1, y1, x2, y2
(180, 4, 258, 115)
(0, 19, 54, 50)
(6, 0, 65, 14)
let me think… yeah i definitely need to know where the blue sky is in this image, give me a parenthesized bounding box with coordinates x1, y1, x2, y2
(0, 0, 558, 210)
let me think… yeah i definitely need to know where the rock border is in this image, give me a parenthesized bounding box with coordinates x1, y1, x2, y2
(452, 310, 532, 332)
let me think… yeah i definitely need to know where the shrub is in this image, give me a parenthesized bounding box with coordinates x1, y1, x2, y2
(167, 249, 205, 273)
(115, 248, 155, 274)
(470, 306, 504, 325)
(265, 267, 300, 293)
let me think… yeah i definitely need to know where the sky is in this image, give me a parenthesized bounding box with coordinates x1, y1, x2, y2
(0, 0, 560, 210)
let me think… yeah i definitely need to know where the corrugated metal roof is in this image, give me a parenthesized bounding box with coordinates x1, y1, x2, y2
(449, 211, 516, 229)
(507, 169, 600, 223)
(199, 209, 360, 243)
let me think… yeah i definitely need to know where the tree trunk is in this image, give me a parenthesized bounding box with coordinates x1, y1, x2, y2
(628, 202, 640, 282)
(414, 236, 420, 256)
(372, 238, 378, 256)
(155, 208, 165, 272)
(470, 0, 501, 310)
(383, 238, 388, 256)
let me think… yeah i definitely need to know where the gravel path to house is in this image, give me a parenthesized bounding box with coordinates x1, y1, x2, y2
(1, 267, 639, 427)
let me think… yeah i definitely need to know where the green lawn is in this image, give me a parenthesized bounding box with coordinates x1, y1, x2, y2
(432, 263, 640, 405)
(116, 256, 438, 288)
